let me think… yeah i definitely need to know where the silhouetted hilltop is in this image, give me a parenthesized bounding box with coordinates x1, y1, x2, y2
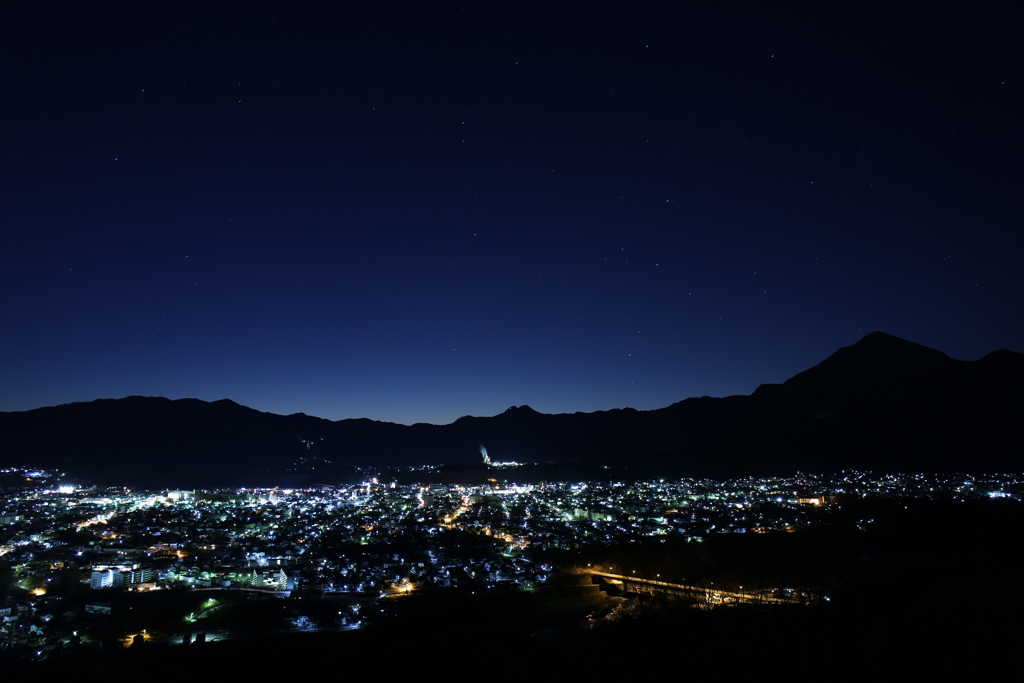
(1, 332, 1020, 487)
(755, 330, 953, 398)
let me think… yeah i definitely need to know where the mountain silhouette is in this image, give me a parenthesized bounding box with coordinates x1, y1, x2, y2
(1, 332, 1020, 487)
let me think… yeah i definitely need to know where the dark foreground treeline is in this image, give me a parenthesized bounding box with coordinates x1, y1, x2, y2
(10, 595, 1012, 677)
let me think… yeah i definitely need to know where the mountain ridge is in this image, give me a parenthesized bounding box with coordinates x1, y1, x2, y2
(2, 332, 1021, 487)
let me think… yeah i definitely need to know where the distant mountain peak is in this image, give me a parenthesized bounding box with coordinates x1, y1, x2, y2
(753, 331, 953, 399)
(502, 404, 538, 415)
(849, 331, 941, 353)
(979, 348, 1024, 363)
(848, 331, 950, 362)
(858, 330, 901, 343)
(974, 348, 1024, 378)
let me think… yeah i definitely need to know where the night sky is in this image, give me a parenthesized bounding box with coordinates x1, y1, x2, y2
(3, 2, 1022, 425)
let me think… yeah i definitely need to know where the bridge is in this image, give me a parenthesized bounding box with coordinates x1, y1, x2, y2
(582, 570, 808, 606)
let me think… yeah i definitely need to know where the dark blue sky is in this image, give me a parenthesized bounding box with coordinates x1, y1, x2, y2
(3, 2, 1022, 424)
